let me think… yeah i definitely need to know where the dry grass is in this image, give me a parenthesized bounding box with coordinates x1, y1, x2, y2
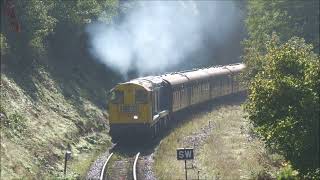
(154, 101, 282, 180)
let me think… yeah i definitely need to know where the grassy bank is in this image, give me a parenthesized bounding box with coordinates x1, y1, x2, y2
(0, 65, 112, 178)
(154, 99, 283, 179)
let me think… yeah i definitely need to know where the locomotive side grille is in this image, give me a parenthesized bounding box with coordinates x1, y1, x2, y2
(120, 105, 138, 113)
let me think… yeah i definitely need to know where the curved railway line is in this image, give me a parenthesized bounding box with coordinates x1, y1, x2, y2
(99, 152, 141, 180)
(86, 94, 246, 180)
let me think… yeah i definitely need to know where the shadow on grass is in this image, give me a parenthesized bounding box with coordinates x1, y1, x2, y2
(2, 57, 42, 101)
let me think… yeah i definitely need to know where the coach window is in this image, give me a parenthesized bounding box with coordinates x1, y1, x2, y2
(110, 90, 124, 104)
(135, 90, 148, 104)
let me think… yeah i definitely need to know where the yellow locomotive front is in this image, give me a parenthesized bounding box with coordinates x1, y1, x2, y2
(108, 82, 152, 141)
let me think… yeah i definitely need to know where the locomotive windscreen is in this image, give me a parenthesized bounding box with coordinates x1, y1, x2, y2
(109, 90, 124, 104)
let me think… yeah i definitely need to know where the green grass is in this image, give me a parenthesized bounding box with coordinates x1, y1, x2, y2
(154, 103, 283, 179)
(69, 135, 111, 177)
(1, 69, 112, 179)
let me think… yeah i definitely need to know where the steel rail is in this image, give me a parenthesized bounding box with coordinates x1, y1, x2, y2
(99, 152, 113, 180)
(133, 152, 140, 180)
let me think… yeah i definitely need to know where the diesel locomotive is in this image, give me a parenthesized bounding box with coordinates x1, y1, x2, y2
(107, 63, 246, 141)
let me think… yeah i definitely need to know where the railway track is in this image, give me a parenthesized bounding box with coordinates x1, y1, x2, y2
(100, 152, 141, 180)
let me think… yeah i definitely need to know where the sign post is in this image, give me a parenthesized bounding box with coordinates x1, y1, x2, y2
(177, 148, 194, 180)
(185, 159, 188, 180)
(64, 151, 72, 176)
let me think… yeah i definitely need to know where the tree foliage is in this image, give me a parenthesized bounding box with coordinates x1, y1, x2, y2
(245, 35, 320, 175)
(1, 0, 119, 59)
(5, 0, 56, 55)
(243, 0, 320, 178)
(243, 1, 320, 176)
(1, 0, 122, 114)
(51, 0, 118, 26)
(243, 0, 319, 81)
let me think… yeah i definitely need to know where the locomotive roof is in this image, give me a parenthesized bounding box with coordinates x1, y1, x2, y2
(126, 76, 164, 91)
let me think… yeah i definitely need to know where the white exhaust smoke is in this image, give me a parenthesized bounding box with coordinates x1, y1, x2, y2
(86, 1, 240, 78)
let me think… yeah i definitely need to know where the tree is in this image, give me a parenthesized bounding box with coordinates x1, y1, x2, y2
(7, 0, 56, 56)
(243, 0, 319, 81)
(245, 35, 319, 175)
(1, 0, 119, 61)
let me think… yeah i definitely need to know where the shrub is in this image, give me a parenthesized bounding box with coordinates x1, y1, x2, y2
(276, 163, 299, 180)
(245, 35, 320, 174)
(3, 112, 28, 136)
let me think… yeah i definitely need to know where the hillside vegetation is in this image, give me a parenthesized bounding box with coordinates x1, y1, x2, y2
(1, 0, 121, 178)
(1, 68, 112, 178)
(243, 0, 319, 178)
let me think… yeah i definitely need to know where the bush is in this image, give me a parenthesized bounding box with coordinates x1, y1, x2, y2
(276, 163, 299, 180)
(3, 112, 28, 136)
(245, 35, 320, 174)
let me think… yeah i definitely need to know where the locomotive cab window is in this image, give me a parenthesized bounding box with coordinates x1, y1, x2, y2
(110, 90, 124, 104)
(135, 90, 148, 103)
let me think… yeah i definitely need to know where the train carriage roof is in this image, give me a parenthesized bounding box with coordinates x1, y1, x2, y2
(225, 63, 246, 74)
(115, 63, 245, 91)
(202, 66, 231, 77)
(183, 70, 210, 82)
(161, 73, 189, 87)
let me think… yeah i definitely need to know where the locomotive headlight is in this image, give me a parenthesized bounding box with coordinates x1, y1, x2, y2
(133, 115, 138, 120)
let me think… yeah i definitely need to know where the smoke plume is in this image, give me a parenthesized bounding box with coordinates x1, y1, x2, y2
(86, 1, 242, 78)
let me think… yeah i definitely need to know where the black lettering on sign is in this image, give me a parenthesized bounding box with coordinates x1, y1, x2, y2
(177, 148, 194, 160)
